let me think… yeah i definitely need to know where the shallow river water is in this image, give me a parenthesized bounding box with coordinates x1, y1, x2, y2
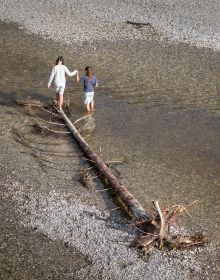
(1, 22, 220, 239)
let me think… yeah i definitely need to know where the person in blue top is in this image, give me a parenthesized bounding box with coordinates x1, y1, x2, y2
(79, 66, 98, 113)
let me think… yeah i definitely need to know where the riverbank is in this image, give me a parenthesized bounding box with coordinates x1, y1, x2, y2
(0, 0, 220, 50)
(0, 1, 220, 278)
(0, 103, 219, 279)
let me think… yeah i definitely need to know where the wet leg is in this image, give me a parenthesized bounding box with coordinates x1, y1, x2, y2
(86, 103, 91, 113)
(90, 100, 94, 111)
(58, 94, 64, 111)
(55, 93, 59, 108)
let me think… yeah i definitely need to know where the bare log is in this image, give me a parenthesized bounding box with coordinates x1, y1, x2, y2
(59, 110, 152, 221)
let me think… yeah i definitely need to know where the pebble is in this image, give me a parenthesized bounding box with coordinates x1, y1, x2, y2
(0, 0, 219, 50)
(2, 181, 219, 280)
(0, 1, 219, 279)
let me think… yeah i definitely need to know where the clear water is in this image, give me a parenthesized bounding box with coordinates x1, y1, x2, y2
(1, 22, 220, 238)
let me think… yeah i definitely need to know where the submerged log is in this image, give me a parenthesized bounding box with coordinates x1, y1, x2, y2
(59, 110, 152, 221)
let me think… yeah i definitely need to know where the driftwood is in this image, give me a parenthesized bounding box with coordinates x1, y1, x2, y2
(33, 120, 71, 135)
(58, 110, 207, 252)
(75, 115, 96, 134)
(59, 109, 152, 221)
(153, 200, 165, 249)
(16, 98, 208, 253)
(33, 116, 66, 126)
(136, 201, 207, 254)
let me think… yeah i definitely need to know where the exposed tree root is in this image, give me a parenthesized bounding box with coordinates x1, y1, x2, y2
(135, 200, 207, 254)
(153, 200, 165, 249)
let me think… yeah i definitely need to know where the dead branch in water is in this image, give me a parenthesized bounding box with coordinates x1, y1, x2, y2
(17, 97, 61, 118)
(96, 187, 111, 192)
(33, 120, 71, 135)
(33, 116, 66, 126)
(18, 98, 94, 136)
(74, 115, 96, 134)
(106, 160, 123, 164)
(73, 114, 92, 125)
(38, 107, 61, 118)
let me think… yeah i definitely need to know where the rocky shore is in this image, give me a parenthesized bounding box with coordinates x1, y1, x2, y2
(0, 0, 219, 50)
(0, 106, 219, 280)
(0, 1, 220, 279)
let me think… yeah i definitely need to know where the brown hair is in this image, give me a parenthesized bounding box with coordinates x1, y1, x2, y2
(55, 56, 64, 65)
(85, 66, 93, 78)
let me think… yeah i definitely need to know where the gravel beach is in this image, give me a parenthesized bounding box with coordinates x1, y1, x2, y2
(0, 1, 220, 279)
(0, 0, 220, 50)
(0, 106, 219, 279)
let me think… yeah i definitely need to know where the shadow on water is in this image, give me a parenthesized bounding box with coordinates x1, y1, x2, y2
(0, 90, 51, 108)
(0, 91, 18, 106)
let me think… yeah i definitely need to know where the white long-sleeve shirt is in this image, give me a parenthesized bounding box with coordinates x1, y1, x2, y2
(48, 65, 78, 87)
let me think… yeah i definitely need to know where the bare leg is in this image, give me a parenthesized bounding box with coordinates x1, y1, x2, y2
(56, 93, 59, 102)
(58, 94, 64, 111)
(86, 103, 90, 113)
(90, 100, 94, 111)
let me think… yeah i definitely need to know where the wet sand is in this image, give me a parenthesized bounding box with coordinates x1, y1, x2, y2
(0, 21, 220, 279)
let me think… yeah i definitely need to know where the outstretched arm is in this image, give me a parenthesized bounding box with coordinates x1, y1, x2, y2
(64, 66, 78, 77)
(48, 66, 55, 88)
(95, 77, 98, 88)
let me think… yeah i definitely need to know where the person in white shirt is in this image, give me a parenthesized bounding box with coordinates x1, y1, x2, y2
(48, 56, 79, 111)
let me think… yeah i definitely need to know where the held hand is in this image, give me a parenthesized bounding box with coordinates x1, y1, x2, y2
(48, 84, 51, 89)
(76, 73, 79, 82)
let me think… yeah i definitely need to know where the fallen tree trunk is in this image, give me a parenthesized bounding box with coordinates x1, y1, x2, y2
(59, 110, 152, 221)
(17, 99, 208, 253)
